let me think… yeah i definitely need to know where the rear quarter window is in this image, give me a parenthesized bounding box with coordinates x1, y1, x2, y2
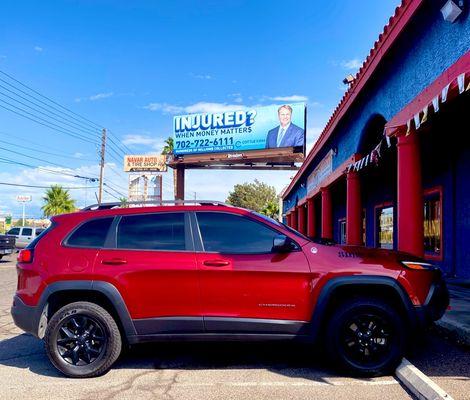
(66, 217, 114, 248)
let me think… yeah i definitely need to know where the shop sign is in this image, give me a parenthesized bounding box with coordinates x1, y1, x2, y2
(124, 155, 168, 172)
(307, 150, 333, 194)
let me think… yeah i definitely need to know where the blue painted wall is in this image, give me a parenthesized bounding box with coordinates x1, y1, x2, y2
(284, 1, 470, 278)
(285, 0, 470, 210)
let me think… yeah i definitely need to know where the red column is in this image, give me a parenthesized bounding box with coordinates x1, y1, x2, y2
(307, 198, 315, 238)
(298, 205, 306, 234)
(346, 171, 362, 245)
(321, 187, 333, 239)
(286, 213, 291, 227)
(397, 133, 424, 257)
(291, 208, 298, 230)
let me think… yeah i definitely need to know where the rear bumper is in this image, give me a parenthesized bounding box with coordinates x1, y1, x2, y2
(11, 295, 40, 337)
(415, 279, 449, 328)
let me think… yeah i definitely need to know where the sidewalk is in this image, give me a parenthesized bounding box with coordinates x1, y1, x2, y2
(435, 283, 470, 347)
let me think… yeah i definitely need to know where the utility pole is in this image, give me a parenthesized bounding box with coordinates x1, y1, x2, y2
(98, 128, 107, 204)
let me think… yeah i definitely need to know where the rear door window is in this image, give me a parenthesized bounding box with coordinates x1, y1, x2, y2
(22, 228, 33, 236)
(66, 217, 114, 248)
(117, 213, 186, 251)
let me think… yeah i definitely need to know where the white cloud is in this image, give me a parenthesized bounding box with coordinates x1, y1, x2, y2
(89, 92, 114, 101)
(269, 95, 309, 102)
(190, 73, 212, 80)
(73, 152, 84, 158)
(144, 101, 247, 115)
(75, 92, 114, 102)
(143, 103, 185, 114)
(121, 134, 165, 151)
(34, 46, 43, 52)
(341, 58, 362, 70)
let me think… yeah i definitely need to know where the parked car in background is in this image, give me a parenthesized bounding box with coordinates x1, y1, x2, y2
(0, 234, 16, 260)
(6, 226, 45, 249)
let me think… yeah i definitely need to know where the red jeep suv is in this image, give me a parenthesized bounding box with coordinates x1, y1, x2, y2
(11, 201, 448, 378)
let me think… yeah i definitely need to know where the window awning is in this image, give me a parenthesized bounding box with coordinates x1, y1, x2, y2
(385, 50, 470, 136)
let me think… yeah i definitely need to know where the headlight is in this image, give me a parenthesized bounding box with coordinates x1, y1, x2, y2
(401, 261, 436, 271)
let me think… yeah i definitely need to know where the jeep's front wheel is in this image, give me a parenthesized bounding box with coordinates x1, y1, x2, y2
(45, 301, 122, 378)
(326, 298, 405, 376)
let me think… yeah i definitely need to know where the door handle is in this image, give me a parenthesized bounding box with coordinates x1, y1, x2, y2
(102, 258, 127, 265)
(203, 259, 230, 267)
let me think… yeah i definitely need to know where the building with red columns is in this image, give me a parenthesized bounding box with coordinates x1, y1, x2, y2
(282, 0, 470, 280)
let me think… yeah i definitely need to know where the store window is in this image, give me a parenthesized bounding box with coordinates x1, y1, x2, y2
(424, 190, 442, 258)
(376, 205, 393, 249)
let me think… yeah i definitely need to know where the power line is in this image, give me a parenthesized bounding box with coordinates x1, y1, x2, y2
(0, 102, 97, 145)
(0, 138, 97, 163)
(0, 70, 129, 158)
(0, 82, 101, 139)
(0, 181, 99, 189)
(0, 156, 98, 180)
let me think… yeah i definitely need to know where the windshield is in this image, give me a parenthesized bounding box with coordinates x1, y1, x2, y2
(251, 211, 311, 241)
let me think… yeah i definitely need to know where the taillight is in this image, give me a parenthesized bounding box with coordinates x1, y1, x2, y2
(18, 249, 33, 263)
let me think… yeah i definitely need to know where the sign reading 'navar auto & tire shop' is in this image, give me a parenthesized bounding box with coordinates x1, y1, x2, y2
(123, 155, 168, 172)
(173, 103, 306, 155)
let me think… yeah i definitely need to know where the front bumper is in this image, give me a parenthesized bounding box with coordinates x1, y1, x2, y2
(11, 295, 40, 337)
(415, 278, 449, 327)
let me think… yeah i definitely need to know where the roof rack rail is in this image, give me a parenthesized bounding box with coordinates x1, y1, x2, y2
(80, 199, 229, 211)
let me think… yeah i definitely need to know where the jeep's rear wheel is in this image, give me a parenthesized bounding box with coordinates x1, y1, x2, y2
(45, 301, 122, 378)
(326, 298, 405, 376)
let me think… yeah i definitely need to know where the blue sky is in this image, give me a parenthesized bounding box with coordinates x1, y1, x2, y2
(0, 0, 399, 218)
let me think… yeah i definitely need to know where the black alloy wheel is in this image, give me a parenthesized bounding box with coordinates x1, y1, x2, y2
(340, 313, 392, 367)
(325, 297, 405, 376)
(45, 301, 122, 378)
(56, 315, 107, 366)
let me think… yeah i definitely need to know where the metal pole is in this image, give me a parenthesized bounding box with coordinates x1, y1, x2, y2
(22, 202, 25, 226)
(98, 128, 107, 204)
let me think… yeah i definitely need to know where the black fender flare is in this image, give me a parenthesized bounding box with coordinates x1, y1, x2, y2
(308, 275, 417, 340)
(36, 280, 137, 338)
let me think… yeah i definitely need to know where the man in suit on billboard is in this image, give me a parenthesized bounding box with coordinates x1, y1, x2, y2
(266, 104, 304, 149)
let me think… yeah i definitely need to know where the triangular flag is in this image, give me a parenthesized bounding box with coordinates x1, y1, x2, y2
(406, 120, 411, 136)
(421, 105, 428, 124)
(432, 96, 440, 112)
(458, 73, 465, 94)
(414, 113, 421, 130)
(442, 83, 450, 102)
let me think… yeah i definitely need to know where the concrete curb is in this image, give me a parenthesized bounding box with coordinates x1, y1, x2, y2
(395, 359, 454, 400)
(435, 317, 470, 347)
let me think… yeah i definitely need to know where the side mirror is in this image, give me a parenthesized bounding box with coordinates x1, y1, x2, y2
(272, 235, 292, 253)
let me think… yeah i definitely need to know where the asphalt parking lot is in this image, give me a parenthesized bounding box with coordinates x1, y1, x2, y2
(0, 254, 468, 400)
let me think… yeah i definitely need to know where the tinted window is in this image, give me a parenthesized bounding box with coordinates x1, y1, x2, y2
(7, 228, 20, 235)
(117, 213, 185, 251)
(67, 217, 114, 248)
(36, 228, 45, 235)
(196, 212, 280, 254)
(22, 228, 33, 236)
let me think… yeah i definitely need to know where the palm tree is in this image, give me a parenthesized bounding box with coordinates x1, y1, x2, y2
(161, 137, 177, 197)
(119, 197, 129, 208)
(261, 200, 279, 219)
(42, 185, 76, 217)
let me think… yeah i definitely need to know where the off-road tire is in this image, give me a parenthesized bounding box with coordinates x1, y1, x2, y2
(325, 297, 406, 376)
(44, 301, 122, 378)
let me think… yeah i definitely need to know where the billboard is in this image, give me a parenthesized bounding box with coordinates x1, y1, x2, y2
(124, 155, 168, 172)
(173, 103, 306, 155)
